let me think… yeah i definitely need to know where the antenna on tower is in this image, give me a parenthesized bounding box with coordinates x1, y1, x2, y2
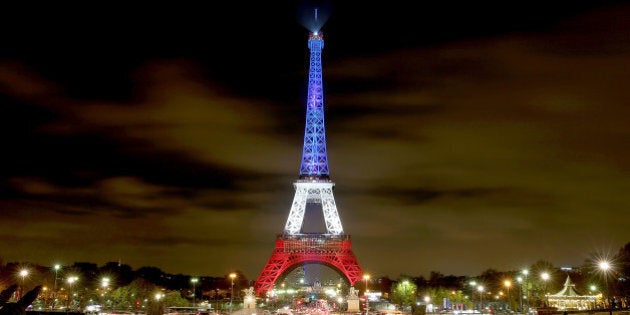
(314, 8, 318, 21)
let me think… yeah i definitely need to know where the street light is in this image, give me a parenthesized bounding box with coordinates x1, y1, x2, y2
(363, 274, 370, 315)
(477, 285, 484, 314)
(18, 269, 29, 300)
(504, 280, 512, 310)
(469, 280, 477, 306)
(102, 277, 110, 289)
(229, 273, 237, 313)
(522, 269, 529, 310)
(516, 277, 524, 312)
(100, 277, 110, 312)
(540, 272, 550, 307)
(598, 260, 612, 309)
(52, 265, 62, 310)
(67, 276, 79, 311)
(54, 265, 61, 291)
(191, 278, 199, 307)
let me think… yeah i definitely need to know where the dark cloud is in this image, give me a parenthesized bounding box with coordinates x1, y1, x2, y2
(0, 2, 628, 279)
(362, 186, 512, 205)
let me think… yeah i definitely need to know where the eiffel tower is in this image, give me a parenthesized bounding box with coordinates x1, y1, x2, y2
(254, 30, 363, 295)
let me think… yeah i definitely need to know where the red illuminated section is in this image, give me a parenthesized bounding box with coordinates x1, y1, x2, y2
(254, 234, 363, 296)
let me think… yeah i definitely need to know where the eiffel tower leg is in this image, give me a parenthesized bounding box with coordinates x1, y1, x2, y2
(336, 243, 363, 285)
(255, 242, 291, 296)
(284, 185, 309, 234)
(320, 185, 344, 235)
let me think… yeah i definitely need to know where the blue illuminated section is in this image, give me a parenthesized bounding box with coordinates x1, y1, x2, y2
(299, 32, 329, 179)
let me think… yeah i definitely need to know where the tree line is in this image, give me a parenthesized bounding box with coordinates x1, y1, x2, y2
(0, 241, 628, 312)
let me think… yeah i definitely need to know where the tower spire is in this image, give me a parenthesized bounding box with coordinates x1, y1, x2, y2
(299, 31, 329, 179)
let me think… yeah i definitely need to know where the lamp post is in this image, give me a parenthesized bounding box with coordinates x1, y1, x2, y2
(67, 276, 78, 311)
(363, 274, 370, 315)
(18, 269, 29, 300)
(588, 285, 597, 309)
(101, 277, 110, 311)
(52, 265, 61, 310)
(477, 285, 484, 314)
(401, 280, 410, 311)
(229, 273, 237, 313)
(191, 278, 199, 307)
(540, 272, 550, 307)
(504, 280, 512, 310)
(516, 277, 523, 312)
(522, 269, 529, 311)
(54, 265, 61, 291)
(598, 260, 612, 310)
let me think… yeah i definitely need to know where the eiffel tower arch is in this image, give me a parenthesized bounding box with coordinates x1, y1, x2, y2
(254, 30, 363, 296)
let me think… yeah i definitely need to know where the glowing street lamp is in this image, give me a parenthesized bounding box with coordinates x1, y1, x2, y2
(540, 272, 550, 306)
(469, 280, 477, 304)
(517, 277, 524, 311)
(53, 265, 61, 291)
(598, 260, 612, 308)
(363, 274, 370, 315)
(504, 280, 512, 310)
(229, 273, 237, 312)
(18, 269, 29, 300)
(97, 277, 110, 312)
(67, 276, 79, 310)
(477, 285, 485, 314)
(191, 278, 199, 307)
(522, 269, 529, 310)
(101, 277, 110, 289)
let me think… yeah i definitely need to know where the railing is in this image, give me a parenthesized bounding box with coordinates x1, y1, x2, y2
(277, 233, 351, 253)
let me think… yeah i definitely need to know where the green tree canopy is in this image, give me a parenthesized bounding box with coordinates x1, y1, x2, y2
(391, 277, 418, 310)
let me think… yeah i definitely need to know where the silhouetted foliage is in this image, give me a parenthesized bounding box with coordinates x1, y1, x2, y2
(0, 285, 42, 315)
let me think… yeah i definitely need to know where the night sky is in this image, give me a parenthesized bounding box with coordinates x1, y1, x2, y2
(1, 1, 629, 280)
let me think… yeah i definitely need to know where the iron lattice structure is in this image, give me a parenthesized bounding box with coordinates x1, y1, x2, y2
(255, 32, 363, 296)
(255, 234, 363, 295)
(299, 32, 329, 178)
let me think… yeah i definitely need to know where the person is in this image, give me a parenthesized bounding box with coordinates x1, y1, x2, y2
(0, 284, 42, 315)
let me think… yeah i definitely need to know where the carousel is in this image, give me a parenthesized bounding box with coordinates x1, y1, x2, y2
(547, 276, 600, 310)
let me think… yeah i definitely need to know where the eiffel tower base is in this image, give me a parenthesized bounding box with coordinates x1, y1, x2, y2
(254, 234, 363, 296)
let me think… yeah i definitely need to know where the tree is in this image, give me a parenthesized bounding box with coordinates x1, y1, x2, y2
(109, 278, 157, 311)
(136, 267, 166, 287)
(391, 277, 417, 310)
(147, 291, 188, 315)
(528, 260, 557, 307)
(614, 242, 630, 298)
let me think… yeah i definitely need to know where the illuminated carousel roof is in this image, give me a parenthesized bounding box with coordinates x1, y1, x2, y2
(548, 276, 597, 299)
